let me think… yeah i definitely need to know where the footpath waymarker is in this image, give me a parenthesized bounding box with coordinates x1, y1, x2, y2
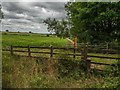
(74, 36, 77, 48)
(73, 36, 77, 58)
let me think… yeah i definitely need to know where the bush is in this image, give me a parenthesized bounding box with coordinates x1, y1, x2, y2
(3, 32, 7, 35)
(29, 31, 32, 33)
(105, 60, 120, 77)
(58, 54, 78, 77)
(57, 53, 87, 79)
(46, 34, 49, 37)
(6, 30, 9, 32)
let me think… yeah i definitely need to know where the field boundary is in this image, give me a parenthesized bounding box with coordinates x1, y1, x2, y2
(2, 45, 119, 72)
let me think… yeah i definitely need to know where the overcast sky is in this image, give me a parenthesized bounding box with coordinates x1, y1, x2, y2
(2, 0, 118, 33)
(1, 1, 67, 33)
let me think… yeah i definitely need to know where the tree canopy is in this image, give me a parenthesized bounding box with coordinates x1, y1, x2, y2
(43, 18, 70, 38)
(65, 2, 120, 44)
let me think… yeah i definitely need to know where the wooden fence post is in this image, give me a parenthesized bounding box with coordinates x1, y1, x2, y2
(73, 48, 76, 58)
(10, 45, 13, 55)
(86, 57, 91, 73)
(106, 43, 109, 54)
(47, 45, 54, 76)
(28, 45, 31, 57)
(81, 48, 84, 60)
(81, 46, 87, 61)
(81, 46, 90, 73)
(50, 45, 53, 58)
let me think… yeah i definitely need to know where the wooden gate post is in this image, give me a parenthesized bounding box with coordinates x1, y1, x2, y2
(10, 45, 13, 55)
(28, 45, 31, 57)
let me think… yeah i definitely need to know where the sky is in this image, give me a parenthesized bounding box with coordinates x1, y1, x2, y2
(1, 1, 68, 33)
(1, 0, 119, 33)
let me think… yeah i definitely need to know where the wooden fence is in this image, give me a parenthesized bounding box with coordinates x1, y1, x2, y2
(2, 45, 120, 72)
(8, 45, 79, 58)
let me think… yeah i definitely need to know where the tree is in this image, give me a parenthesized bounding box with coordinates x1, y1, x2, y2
(43, 18, 70, 38)
(65, 2, 120, 44)
(29, 31, 32, 33)
(6, 30, 9, 32)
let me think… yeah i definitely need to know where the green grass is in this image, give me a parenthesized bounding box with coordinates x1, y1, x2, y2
(2, 32, 120, 88)
(2, 32, 118, 65)
(2, 32, 118, 67)
(2, 32, 68, 48)
(87, 53, 118, 64)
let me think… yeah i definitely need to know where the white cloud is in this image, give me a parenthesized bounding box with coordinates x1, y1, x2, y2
(34, 6, 39, 9)
(2, 2, 67, 33)
(16, 13, 28, 18)
(41, 8, 47, 13)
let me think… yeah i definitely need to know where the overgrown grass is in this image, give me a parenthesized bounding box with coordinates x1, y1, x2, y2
(2, 52, 120, 88)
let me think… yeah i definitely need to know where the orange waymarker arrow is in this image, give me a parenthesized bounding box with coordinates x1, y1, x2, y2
(74, 36, 77, 48)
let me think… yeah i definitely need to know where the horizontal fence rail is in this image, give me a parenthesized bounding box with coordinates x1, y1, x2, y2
(2, 45, 120, 60)
(3, 45, 79, 58)
(87, 55, 119, 60)
(2, 45, 120, 72)
(91, 62, 115, 66)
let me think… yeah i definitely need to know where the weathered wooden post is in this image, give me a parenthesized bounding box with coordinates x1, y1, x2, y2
(81, 46, 87, 61)
(81, 45, 90, 73)
(28, 45, 31, 57)
(48, 45, 54, 76)
(81, 48, 84, 60)
(86, 57, 91, 73)
(84, 46, 88, 60)
(10, 45, 13, 55)
(50, 45, 53, 58)
(106, 43, 109, 54)
(73, 48, 76, 58)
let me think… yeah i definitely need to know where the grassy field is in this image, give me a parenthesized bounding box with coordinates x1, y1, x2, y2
(2, 32, 120, 88)
(2, 32, 118, 66)
(2, 32, 68, 48)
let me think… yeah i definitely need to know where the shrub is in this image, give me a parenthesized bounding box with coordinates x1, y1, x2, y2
(29, 31, 32, 33)
(3, 32, 7, 35)
(57, 53, 87, 79)
(46, 34, 49, 37)
(105, 60, 120, 77)
(58, 54, 78, 77)
(6, 30, 9, 32)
